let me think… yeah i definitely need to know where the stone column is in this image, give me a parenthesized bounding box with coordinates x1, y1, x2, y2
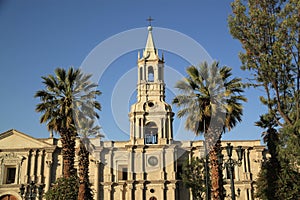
(118, 185, 124, 200)
(130, 120, 135, 144)
(244, 188, 248, 200)
(94, 161, 100, 200)
(45, 160, 52, 191)
(141, 118, 144, 140)
(104, 149, 113, 182)
(141, 149, 145, 180)
(245, 149, 251, 180)
(136, 183, 144, 200)
(168, 115, 172, 140)
(104, 185, 112, 200)
(30, 149, 37, 181)
(161, 118, 165, 138)
(128, 149, 133, 180)
(37, 150, 44, 183)
(248, 188, 253, 200)
(136, 118, 140, 139)
(24, 150, 31, 183)
(127, 183, 133, 200)
(242, 149, 247, 180)
(167, 183, 176, 200)
(161, 148, 165, 179)
(16, 157, 24, 184)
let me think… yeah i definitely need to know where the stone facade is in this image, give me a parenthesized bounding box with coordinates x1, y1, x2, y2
(0, 26, 265, 200)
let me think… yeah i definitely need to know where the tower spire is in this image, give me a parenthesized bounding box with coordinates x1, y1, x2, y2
(145, 25, 156, 53)
(143, 17, 159, 59)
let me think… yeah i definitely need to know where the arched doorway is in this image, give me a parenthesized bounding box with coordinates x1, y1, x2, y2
(149, 197, 157, 200)
(0, 195, 18, 200)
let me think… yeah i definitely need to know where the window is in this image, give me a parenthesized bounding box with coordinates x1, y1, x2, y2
(5, 167, 16, 184)
(118, 165, 128, 181)
(148, 66, 154, 82)
(145, 122, 158, 144)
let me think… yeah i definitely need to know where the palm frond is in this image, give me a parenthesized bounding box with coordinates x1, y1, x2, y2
(172, 61, 247, 138)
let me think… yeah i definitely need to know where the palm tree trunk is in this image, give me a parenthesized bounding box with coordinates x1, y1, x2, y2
(205, 131, 224, 200)
(78, 141, 92, 200)
(61, 130, 76, 178)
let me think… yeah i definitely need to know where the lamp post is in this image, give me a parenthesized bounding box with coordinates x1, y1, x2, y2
(218, 143, 243, 200)
(19, 181, 44, 200)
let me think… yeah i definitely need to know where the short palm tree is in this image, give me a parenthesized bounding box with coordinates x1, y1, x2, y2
(77, 118, 101, 200)
(35, 67, 101, 179)
(173, 61, 246, 200)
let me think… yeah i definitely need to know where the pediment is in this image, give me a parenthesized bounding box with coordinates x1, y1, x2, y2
(0, 129, 53, 149)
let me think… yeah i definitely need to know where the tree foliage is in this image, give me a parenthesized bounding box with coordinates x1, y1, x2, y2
(255, 115, 281, 199)
(172, 62, 246, 200)
(44, 175, 79, 200)
(228, 0, 300, 199)
(35, 67, 101, 179)
(228, 0, 300, 165)
(182, 157, 208, 200)
(35, 67, 101, 199)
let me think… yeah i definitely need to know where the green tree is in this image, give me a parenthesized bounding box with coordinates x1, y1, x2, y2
(228, 0, 300, 199)
(77, 118, 101, 200)
(255, 114, 281, 200)
(44, 175, 79, 200)
(35, 66, 101, 200)
(228, 0, 300, 166)
(181, 157, 208, 200)
(172, 62, 246, 200)
(35, 67, 101, 179)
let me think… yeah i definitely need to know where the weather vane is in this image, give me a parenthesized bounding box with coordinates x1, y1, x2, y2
(147, 16, 154, 26)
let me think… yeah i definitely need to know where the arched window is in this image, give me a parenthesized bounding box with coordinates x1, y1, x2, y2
(148, 66, 154, 82)
(145, 122, 158, 144)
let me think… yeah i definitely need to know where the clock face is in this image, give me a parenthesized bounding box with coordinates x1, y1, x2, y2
(148, 156, 158, 166)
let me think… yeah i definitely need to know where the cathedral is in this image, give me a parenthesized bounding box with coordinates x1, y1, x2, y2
(0, 25, 265, 200)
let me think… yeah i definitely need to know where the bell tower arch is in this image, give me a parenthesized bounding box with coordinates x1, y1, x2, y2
(129, 25, 174, 145)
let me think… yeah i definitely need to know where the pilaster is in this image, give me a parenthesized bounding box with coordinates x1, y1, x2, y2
(104, 184, 112, 200)
(45, 160, 52, 191)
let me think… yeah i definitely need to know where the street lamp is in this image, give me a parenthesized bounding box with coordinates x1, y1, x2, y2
(218, 143, 243, 200)
(19, 181, 45, 200)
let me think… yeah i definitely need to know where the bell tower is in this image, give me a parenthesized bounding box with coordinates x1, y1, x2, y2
(129, 25, 174, 145)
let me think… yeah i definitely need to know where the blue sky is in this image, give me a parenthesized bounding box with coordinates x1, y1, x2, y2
(0, 0, 266, 141)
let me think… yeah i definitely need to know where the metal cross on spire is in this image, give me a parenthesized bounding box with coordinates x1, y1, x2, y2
(147, 16, 154, 26)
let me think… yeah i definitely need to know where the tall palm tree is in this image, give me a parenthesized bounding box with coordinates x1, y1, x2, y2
(173, 62, 246, 200)
(77, 118, 101, 200)
(35, 67, 101, 179)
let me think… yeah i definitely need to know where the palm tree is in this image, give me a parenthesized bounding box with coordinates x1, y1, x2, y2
(77, 118, 101, 200)
(172, 61, 246, 200)
(35, 67, 101, 179)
